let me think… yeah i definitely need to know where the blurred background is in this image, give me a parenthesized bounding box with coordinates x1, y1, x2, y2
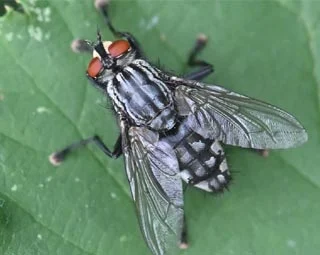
(0, 0, 319, 254)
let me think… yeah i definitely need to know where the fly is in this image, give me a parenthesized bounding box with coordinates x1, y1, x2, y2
(49, 1, 308, 255)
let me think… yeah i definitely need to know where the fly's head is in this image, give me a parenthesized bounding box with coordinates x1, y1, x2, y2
(86, 31, 137, 88)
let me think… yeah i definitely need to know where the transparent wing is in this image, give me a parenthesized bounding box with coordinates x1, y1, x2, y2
(120, 121, 184, 255)
(173, 77, 308, 149)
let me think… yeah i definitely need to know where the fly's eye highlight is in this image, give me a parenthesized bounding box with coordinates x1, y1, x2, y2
(108, 40, 131, 58)
(87, 57, 103, 78)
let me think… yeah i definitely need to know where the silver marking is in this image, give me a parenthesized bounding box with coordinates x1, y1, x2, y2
(210, 178, 220, 190)
(133, 60, 168, 96)
(190, 140, 205, 152)
(219, 158, 228, 172)
(195, 181, 212, 192)
(179, 170, 212, 192)
(107, 80, 123, 111)
(194, 166, 206, 177)
(217, 174, 226, 183)
(115, 72, 146, 122)
(179, 170, 191, 182)
(178, 150, 190, 164)
(210, 140, 222, 154)
(204, 156, 216, 168)
(135, 59, 161, 79)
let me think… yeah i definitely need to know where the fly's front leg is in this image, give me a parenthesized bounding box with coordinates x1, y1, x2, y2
(49, 135, 122, 166)
(95, 0, 143, 56)
(71, 0, 143, 56)
(184, 34, 214, 81)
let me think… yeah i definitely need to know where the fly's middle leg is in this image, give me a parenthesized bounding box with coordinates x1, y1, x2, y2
(184, 34, 214, 81)
(49, 135, 122, 166)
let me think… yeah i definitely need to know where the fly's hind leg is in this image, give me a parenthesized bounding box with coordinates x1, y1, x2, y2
(49, 135, 122, 166)
(184, 34, 214, 81)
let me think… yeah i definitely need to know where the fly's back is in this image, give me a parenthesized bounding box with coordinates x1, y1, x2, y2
(107, 60, 176, 130)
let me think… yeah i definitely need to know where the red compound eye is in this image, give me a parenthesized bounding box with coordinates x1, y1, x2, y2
(108, 40, 130, 57)
(87, 57, 103, 78)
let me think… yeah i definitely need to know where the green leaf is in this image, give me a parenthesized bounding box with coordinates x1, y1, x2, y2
(1, 0, 319, 255)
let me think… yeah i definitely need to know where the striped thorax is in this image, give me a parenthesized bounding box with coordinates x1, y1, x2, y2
(92, 41, 176, 130)
(107, 60, 176, 130)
